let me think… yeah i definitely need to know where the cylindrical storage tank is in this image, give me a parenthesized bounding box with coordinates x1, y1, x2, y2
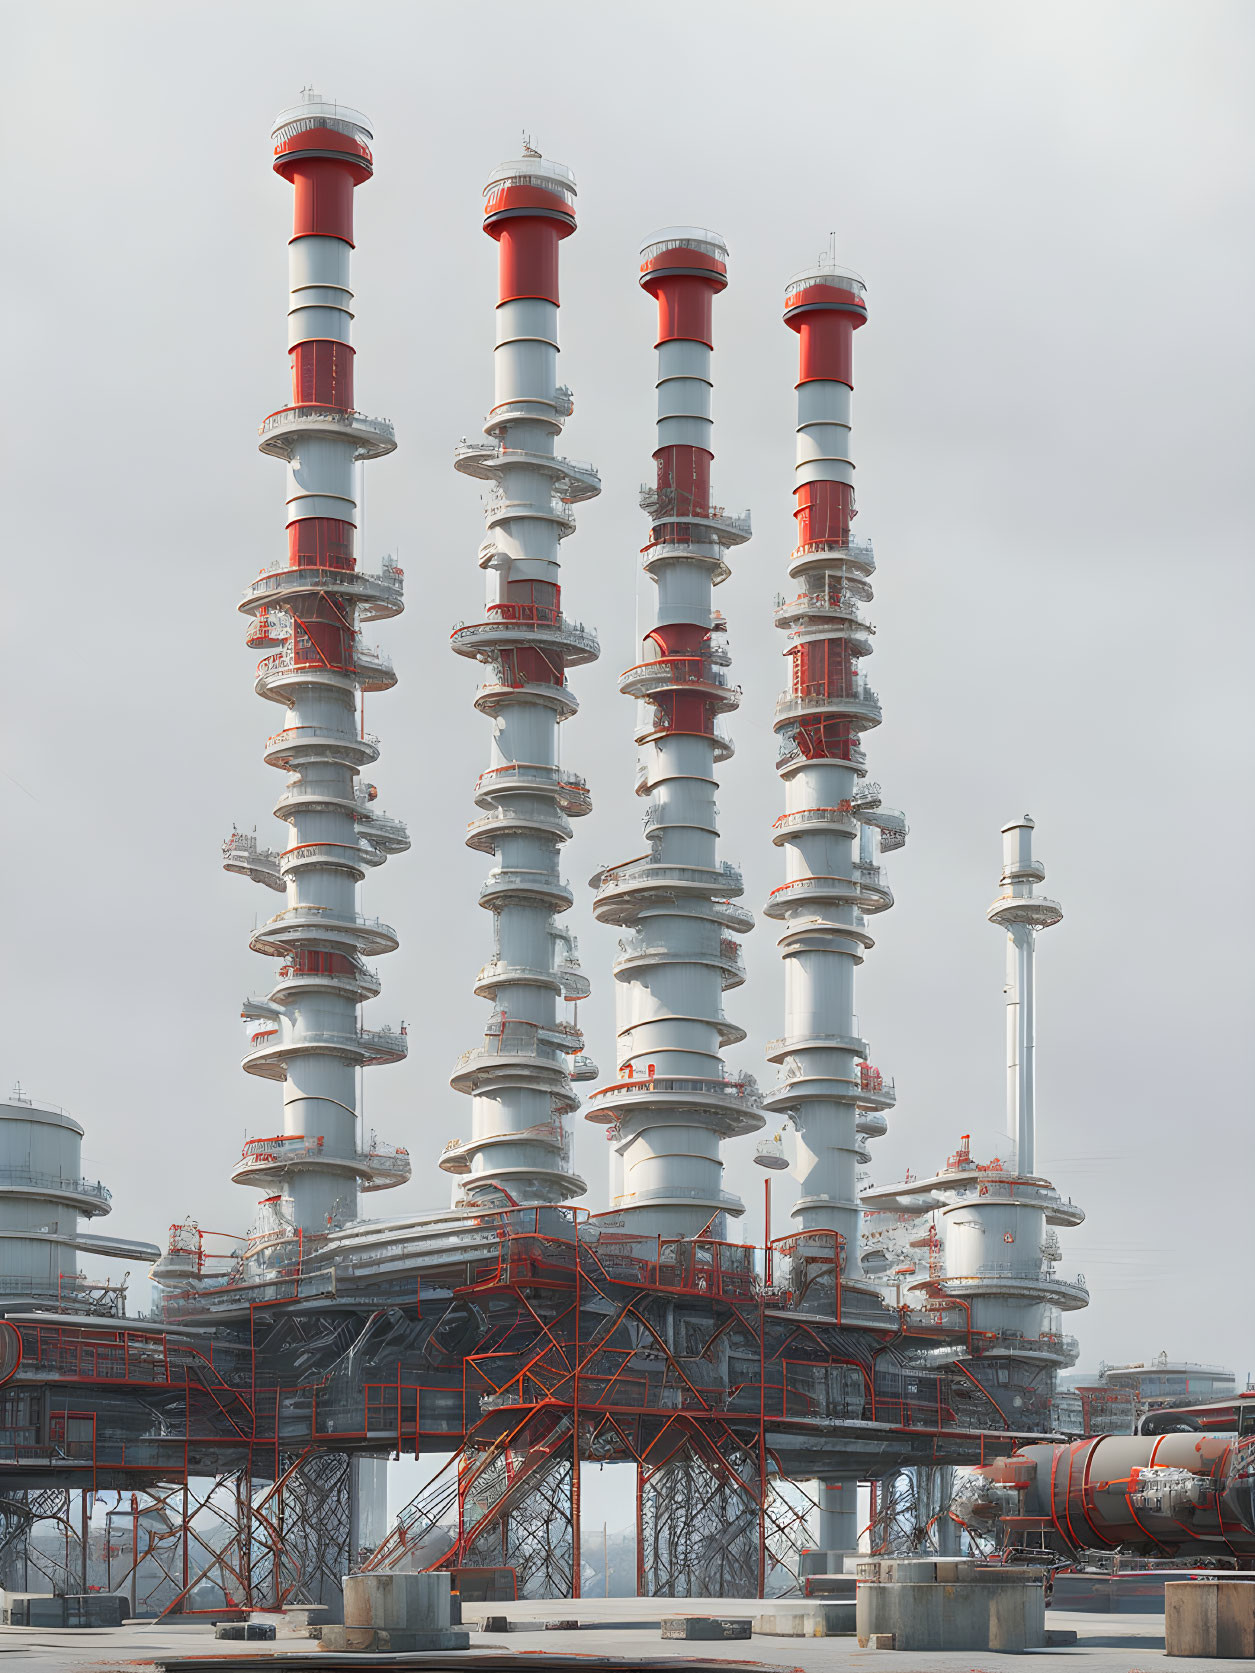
(0, 1092, 102, 1304)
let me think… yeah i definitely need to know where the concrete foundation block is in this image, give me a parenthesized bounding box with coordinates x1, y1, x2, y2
(342, 1570, 450, 1631)
(214, 1621, 276, 1641)
(320, 1622, 470, 1652)
(754, 1601, 856, 1637)
(804, 1573, 856, 1599)
(662, 1615, 753, 1640)
(857, 1578, 1046, 1652)
(336, 1571, 469, 1651)
(0, 1592, 52, 1626)
(12, 1593, 129, 1628)
(1166, 1580, 1255, 1659)
(798, 1548, 858, 1577)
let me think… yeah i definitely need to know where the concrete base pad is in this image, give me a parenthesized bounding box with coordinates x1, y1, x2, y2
(1166, 1580, 1255, 1659)
(662, 1616, 753, 1640)
(755, 1600, 855, 1637)
(857, 1577, 1046, 1652)
(319, 1623, 471, 1651)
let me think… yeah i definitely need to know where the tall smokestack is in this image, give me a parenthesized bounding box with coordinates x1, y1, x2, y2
(987, 816, 1063, 1174)
(764, 256, 904, 1284)
(446, 148, 600, 1206)
(587, 228, 763, 1238)
(224, 92, 411, 1238)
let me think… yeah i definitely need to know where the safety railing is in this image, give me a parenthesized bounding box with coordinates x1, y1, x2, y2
(767, 873, 859, 903)
(774, 685, 880, 721)
(789, 538, 875, 567)
(771, 805, 858, 835)
(597, 857, 744, 893)
(944, 1264, 1089, 1298)
(260, 905, 397, 938)
(0, 1170, 111, 1203)
(619, 656, 734, 688)
(474, 761, 591, 810)
(246, 563, 403, 599)
(478, 868, 573, 903)
(590, 1072, 760, 1107)
(454, 440, 600, 480)
(258, 405, 394, 444)
(265, 725, 381, 755)
(453, 1028, 569, 1072)
(450, 614, 599, 655)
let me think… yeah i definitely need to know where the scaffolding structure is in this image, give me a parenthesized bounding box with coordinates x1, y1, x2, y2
(0, 1205, 1042, 1607)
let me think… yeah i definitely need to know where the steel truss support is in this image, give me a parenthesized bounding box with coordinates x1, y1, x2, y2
(30, 1453, 361, 1620)
(869, 1464, 961, 1555)
(364, 1411, 577, 1599)
(458, 1412, 575, 1597)
(638, 1429, 759, 1597)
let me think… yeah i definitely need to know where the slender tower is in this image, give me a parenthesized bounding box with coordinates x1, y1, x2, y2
(986, 816, 1062, 1173)
(861, 823, 1085, 1432)
(587, 228, 763, 1238)
(446, 149, 600, 1207)
(763, 256, 905, 1286)
(224, 93, 410, 1238)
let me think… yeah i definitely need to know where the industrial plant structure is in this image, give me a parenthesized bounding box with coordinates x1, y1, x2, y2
(449, 147, 599, 1208)
(0, 92, 1250, 1614)
(861, 818, 1088, 1431)
(588, 224, 764, 1237)
(221, 91, 411, 1241)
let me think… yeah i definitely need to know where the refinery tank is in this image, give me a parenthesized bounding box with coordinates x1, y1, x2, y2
(0, 1088, 112, 1307)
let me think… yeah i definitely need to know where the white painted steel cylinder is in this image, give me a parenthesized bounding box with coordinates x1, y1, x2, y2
(588, 228, 763, 1239)
(449, 152, 598, 1207)
(224, 93, 409, 1240)
(766, 257, 899, 1301)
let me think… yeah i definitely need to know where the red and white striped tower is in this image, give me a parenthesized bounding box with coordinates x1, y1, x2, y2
(763, 254, 907, 1554)
(764, 256, 907, 1281)
(447, 150, 601, 1205)
(224, 93, 410, 1240)
(587, 230, 763, 1237)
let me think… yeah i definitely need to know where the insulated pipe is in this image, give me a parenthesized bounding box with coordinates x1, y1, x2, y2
(587, 228, 763, 1239)
(224, 93, 410, 1238)
(986, 818, 1063, 1174)
(448, 150, 600, 1207)
(764, 258, 901, 1300)
(976, 1435, 1255, 1555)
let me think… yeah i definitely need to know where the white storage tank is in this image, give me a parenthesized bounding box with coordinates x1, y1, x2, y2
(0, 1088, 111, 1306)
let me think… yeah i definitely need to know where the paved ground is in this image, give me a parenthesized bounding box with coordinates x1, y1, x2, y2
(0, 1600, 1229, 1671)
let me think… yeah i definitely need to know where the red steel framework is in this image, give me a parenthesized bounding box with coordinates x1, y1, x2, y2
(0, 1204, 1044, 1608)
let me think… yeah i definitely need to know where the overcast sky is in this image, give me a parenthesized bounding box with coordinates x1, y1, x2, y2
(3, 2, 1252, 1382)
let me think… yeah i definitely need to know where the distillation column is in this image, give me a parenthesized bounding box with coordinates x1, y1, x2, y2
(447, 149, 600, 1206)
(224, 93, 410, 1238)
(988, 817, 1061, 1174)
(861, 821, 1085, 1431)
(764, 258, 903, 1278)
(764, 258, 906, 1552)
(587, 229, 763, 1238)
